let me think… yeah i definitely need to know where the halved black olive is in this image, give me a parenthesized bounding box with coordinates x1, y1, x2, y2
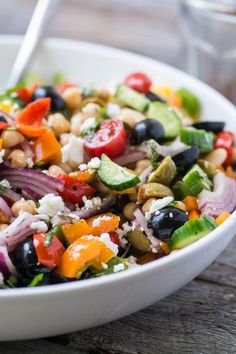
(172, 145, 200, 174)
(11, 238, 38, 277)
(31, 86, 65, 112)
(130, 119, 165, 145)
(147, 207, 188, 240)
(146, 91, 166, 103)
(192, 121, 225, 134)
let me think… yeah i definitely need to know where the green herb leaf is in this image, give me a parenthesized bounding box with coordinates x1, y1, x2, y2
(28, 273, 45, 287)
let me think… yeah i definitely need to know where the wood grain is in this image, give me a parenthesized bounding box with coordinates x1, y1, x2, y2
(0, 1, 235, 353)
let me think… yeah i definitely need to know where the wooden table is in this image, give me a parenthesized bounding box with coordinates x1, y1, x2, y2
(0, 1, 236, 353)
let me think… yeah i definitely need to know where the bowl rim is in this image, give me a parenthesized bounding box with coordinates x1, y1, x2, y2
(0, 35, 236, 298)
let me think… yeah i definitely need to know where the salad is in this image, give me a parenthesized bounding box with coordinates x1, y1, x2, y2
(0, 71, 235, 288)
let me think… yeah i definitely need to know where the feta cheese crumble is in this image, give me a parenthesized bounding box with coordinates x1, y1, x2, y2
(145, 196, 174, 220)
(106, 102, 121, 118)
(61, 135, 84, 164)
(31, 221, 48, 233)
(79, 157, 101, 171)
(100, 233, 119, 255)
(82, 196, 102, 210)
(113, 263, 125, 273)
(92, 215, 112, 227)
(37, 194, 65, 217)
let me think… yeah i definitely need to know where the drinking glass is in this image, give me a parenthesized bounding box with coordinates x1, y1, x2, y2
(181, 0, 236, 103)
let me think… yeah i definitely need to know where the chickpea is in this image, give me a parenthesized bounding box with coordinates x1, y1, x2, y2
(60, 133, 73, 147)
(174, 201, 187, 212)
(9, 149, 27, 168)
(1, 130, 24, 148)
(135, 159, 151, 175)
(123, 202, 138, 220)
(129, 190, 138, 202)
(48, 165, 66, 177)
(12, 200, 36, 217)
(48, 113, 71, 137)
(142, 198, 157, 214)
(204, 148, 227, 168)
(0, 224, 8, 231)
(95, 88, 110, 100)
(118, 108, 145, 129)
(0, 210, 9, 224)
(62, 87, 82, 110)
(58, 162, 73, 174)
(82, 103, 100, 118)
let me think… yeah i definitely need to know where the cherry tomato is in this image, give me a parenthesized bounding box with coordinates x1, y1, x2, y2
(109, 231, 120, 245)
(84, 118, 127, 158)
(58, 174, 95, 206)
(33, 233, 65, 269)
(124, 72, 152, 94)
(214, 131, 234, 166)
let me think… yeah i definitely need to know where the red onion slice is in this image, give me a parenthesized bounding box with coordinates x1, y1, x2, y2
(0, 167, 64, 192)
(114, 150, 147, 166)
(20, 140, 34, 159)
(198, 172, 236, 217)
(2, 188, 21, 204)
(0, 246, 17, 276)
(0, 196, 13, 219)
(0, 212, 38, 251)
(139, 165, 153, 184)
(133, 208, 161, 251)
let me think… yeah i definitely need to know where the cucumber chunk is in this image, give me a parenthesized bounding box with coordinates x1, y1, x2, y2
(97, 154, 140, 191)
(177, 87, 201, 119)
(147, 102, 182, 139)
(115, 84, 149, 112)
(168, 216, 216, 250)
(173, 164, 212, 199)
(180, 127, 215, 153)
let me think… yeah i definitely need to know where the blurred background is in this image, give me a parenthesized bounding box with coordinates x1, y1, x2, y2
(0, 0, 236, 102)
(0, 0, 182, 67)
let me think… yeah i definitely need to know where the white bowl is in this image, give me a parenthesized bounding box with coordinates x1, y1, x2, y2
(0, 36, 236, 341)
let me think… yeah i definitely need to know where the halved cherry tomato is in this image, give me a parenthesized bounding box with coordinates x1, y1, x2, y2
(33, 233, 65, 269)
(58, 174, 95, 206)
(108, 231, 120, 245)
(15, 98, 50, 138)
(84, 118, 127, 158)
(214, 131, 234, 167)
(124, 72, 152, 94)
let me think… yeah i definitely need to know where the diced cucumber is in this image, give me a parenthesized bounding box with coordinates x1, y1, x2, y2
(147, 102, 182, 139)
(115, 84, 149, 112)
(177, 87, 201, 119)
(168, 216, 216, 250)
(173, 164, 212, 199)
(97, 154, 140, 191)
(180, 127, 215, 153)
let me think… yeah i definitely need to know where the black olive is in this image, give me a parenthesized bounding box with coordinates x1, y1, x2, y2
(146, 91, 166, 103)
(192, 121, 225, 134)
(0, 115, 7, 123)
(147, 207, 188, 240)
(130, 119, 165, 145)
(11, 238, 38, 277)
(172, 145, 200, 174)
(31, 86, 65, 112)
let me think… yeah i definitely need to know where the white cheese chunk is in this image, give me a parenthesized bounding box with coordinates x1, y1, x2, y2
(61, 135, 84, 164)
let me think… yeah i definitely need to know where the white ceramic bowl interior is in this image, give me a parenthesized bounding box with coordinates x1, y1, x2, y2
(0, 36, 236, 341)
